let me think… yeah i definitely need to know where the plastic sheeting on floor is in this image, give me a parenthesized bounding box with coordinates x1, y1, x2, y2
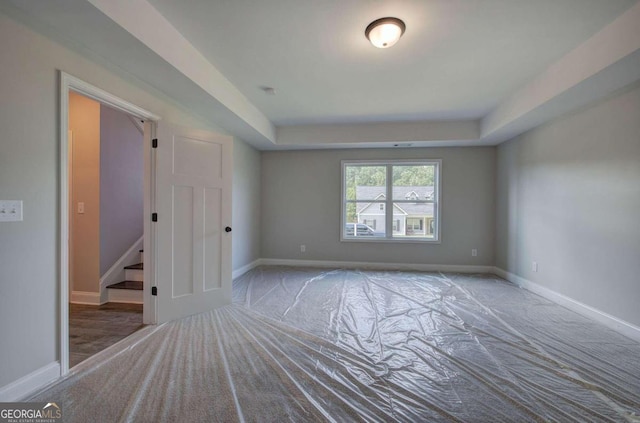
(32, 267, 640, 422)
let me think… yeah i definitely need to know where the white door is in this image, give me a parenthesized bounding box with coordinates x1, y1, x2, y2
(154, 122, 233, 323)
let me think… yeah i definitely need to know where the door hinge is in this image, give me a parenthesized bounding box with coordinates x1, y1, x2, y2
(152, 138, 158, 148)
(152, 213, 158, 222)
(151, 286, 158, 296)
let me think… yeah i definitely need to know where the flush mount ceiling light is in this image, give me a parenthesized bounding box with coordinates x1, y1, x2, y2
(365, 17, 406, 49)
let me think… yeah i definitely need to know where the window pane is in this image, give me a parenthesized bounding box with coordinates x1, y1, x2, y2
(344, 202, 386, 238)
(342, 160, 439, 242)
(392, 165, 435, 201)
(392, 203, 436, 239)
(345, 165, 386, 201)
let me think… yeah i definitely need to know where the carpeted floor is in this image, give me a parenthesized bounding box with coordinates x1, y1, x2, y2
(33, 267, 640, 422)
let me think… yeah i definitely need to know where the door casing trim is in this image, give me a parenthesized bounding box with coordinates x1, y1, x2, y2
(59, 71, 160, 376)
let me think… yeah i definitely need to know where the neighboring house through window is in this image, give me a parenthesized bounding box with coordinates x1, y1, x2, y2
(342, 160, 441, 241)
(406, 217, 424, 235)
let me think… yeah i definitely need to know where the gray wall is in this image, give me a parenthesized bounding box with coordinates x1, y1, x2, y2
(100, 105, 144, 276)
(261, 147, 496, 265)
(496, 82, 640, 327)
(0, 10, 261, 389)
(0, 12, 58, 390)
(232, 139, 261, 271)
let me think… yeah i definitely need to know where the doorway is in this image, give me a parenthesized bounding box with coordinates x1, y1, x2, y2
(59, 72, 234, 376)
(60, 72, 159, 375)
(67, 91, 146, 367)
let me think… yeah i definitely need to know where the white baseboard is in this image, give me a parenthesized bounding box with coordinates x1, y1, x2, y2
(107, 289, 143, 304)
(232, 259, 262, 280)
(70, 290, 103, 305)
(0, 362, 60, 401)
(260, 258, 493, 274)
(493, 267, 640, 343)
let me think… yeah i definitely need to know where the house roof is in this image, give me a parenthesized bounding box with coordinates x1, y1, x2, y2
(355, 186, 435, 216)
(355, 186, 434, 200)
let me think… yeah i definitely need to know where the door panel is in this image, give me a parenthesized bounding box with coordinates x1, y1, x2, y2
(172, 185, 194, 298)
(173, 136, 222, 179)
(203, 187, 222, 291)
(155, 123, 232, 323)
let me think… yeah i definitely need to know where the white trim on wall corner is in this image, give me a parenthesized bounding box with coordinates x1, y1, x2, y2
(99, 235, 144, 303)
(232, 259, 262, 280)
(493, 267, 640, 343)
(127, 114, 145, 135)
(260, 258, 493, 274)
(0, 362, 60, 401)
(100, 236, 144, 287)
(70, 291, 103, 305)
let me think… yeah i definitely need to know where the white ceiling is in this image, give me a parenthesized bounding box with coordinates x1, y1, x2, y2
(2, 0, 639, 149)
(147, 0, 636, 126)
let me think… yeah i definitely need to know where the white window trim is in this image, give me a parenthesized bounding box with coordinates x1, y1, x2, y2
(340, 159, 442, 243)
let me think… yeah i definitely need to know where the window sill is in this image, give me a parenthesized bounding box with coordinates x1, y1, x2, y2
(340, 237, 441, 244)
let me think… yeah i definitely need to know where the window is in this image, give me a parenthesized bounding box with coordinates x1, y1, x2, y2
(427, 218, 435, 235)
(342, 160, 440, 242)
(406, 217, 424, 234)
(392, 219, 400, 232)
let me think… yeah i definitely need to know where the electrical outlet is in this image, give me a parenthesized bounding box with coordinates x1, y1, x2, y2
(300, 244, 306, 253)
(471, 249, 477, 257)
(532, 261, 538, 272)
(0, 200, 23, 222)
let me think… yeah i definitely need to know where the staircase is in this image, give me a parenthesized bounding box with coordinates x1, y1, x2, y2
(106, 250, 144, 303)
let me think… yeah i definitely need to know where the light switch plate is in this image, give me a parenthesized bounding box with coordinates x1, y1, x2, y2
(0, 200, 23, 222)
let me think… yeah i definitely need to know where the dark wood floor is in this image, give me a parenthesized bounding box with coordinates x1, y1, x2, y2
(69, 303, 144, 367)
